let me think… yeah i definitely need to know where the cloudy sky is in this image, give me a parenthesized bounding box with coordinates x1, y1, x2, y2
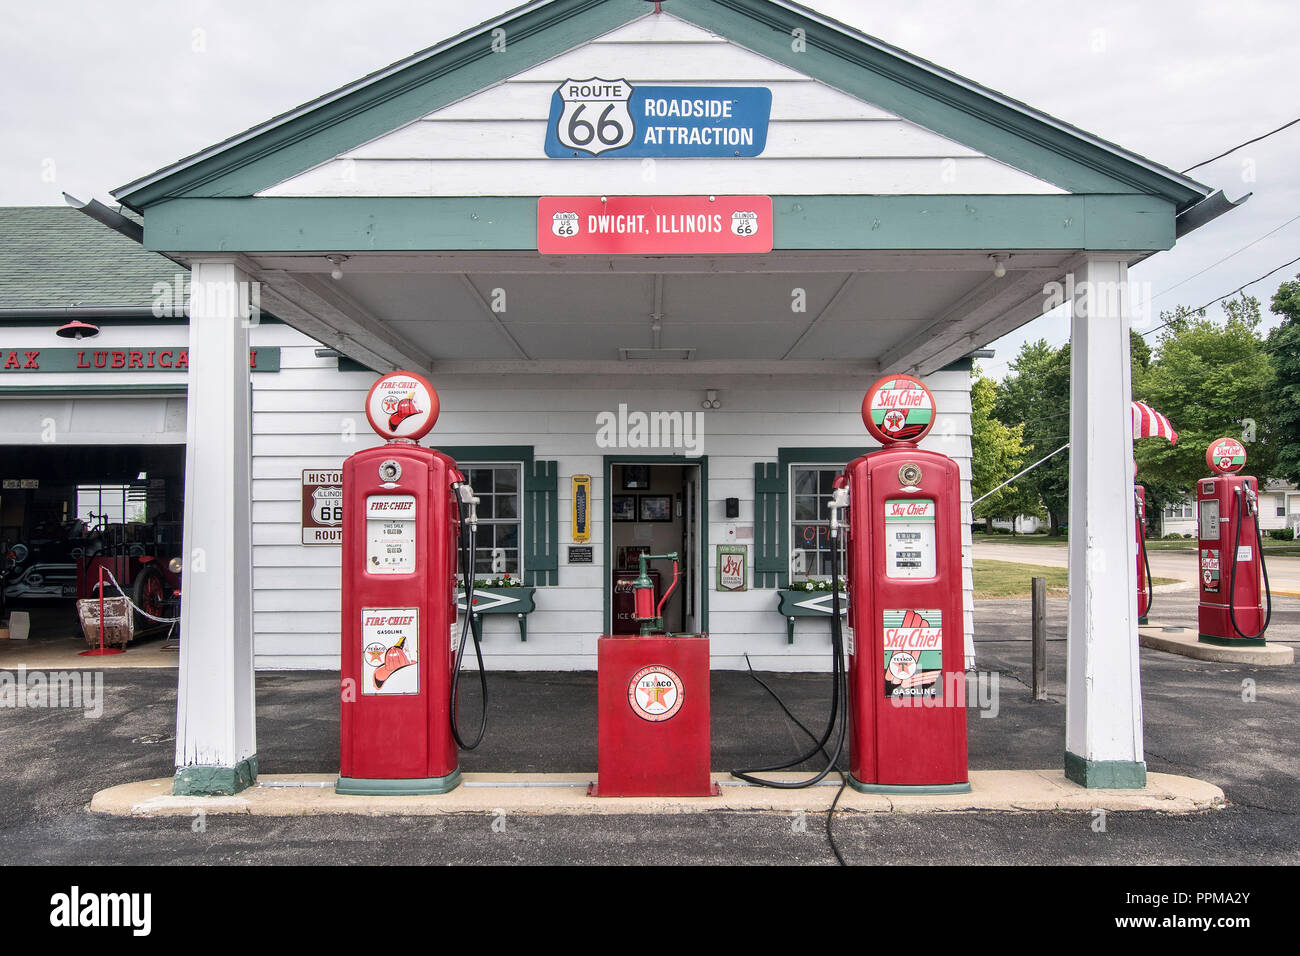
(2, 0, 1296, 378)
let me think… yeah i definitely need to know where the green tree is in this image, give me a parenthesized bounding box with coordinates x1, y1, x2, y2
(1266, 276, 1300, 484)
(991, 330, 1169, 535)
(970, 369, 1039, 531)
(993, 339, 1072, 533)
(1135, 295, 1276, 504)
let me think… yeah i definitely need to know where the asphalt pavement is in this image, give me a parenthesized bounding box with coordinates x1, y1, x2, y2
(0, 593, 1296, 865)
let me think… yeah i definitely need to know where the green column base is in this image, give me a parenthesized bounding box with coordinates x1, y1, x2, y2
(173, 755, 258, 796)
(1198, 633, 1266, 647)
(1064, 751, 1146, 789)
(848, 776, 971, 795)
(336, 769, 462, 796)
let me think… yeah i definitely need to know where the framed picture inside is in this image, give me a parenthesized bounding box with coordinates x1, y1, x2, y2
(638, 494, 673, 522)
(622, 464, 652, 490)
(611, 494, 638, 522)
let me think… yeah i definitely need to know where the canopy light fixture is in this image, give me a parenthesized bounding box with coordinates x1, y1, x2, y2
(55, 319, 100, 340)
(702, 389, 721, 410)
(618, 348, 695, 361)
(327, 255, 349, 280)
(989, 254, 1010, 278)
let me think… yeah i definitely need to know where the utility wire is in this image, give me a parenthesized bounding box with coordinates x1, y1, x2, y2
(1180, 116, 1300, 174)
(1152, 213, 1300, 302)
(1140, 253, 1300, 338)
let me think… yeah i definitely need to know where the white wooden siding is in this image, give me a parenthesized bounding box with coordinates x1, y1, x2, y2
(259, 13, 1064, 199)
(250, 335, 975, 671)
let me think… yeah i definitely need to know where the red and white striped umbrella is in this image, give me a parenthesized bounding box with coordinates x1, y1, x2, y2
(1132, 401, 1178, 444)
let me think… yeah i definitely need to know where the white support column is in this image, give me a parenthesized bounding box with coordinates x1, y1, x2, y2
(1065, 256, 1146, 788)
(173, 259, 258, 795)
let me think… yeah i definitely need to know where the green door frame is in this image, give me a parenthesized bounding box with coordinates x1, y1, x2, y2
(603, 454, 709, 636)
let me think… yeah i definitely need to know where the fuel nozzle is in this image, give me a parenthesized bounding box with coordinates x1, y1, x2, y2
(1244, 484, 1258, 516)
(452, 479, 480, 530)
(828, 477, 850, 537)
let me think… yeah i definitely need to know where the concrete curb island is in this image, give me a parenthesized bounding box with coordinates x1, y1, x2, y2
(90, 770, 1225, 818)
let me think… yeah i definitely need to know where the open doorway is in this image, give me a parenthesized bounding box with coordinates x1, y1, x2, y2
(0, 443, 185, 651)
(605, 459, 706, 636)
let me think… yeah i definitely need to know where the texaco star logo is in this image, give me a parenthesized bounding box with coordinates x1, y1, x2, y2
(882, 409, 906, 435)
(382, 395, 399, 415)
(628, 665, 684, 722)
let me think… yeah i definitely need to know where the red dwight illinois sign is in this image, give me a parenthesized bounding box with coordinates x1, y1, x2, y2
(538, 195, 773, 254)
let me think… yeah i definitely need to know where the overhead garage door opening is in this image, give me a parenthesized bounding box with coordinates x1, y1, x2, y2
(1, 444, 185, 652)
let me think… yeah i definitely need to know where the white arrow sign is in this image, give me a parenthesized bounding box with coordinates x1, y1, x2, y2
(457, 590, 522, 614)
(793, 592, 849, 615)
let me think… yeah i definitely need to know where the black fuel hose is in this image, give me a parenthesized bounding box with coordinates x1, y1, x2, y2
(731, 529, 848, 790)
(450, 487, 489, 750)
(1139, 522, 1154, 619)
(1227, 488, 1272, 642)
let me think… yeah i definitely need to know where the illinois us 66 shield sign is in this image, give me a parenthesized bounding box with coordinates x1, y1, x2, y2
(302, 470, 343, 545)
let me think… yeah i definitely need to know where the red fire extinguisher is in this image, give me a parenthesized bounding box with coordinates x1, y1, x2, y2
(1197, 437, 1272, 646)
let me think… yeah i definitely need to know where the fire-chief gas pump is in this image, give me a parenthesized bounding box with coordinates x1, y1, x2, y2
(593, 552, 717, 797)
(731, 373, 968, 797)
(336, 370, 488, 795)
(1136, 485, 1153, 625)
(1197, 437, 1273, 646)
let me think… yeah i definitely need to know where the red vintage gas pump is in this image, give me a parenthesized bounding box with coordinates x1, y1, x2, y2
(593, 552, 716, 797)
(337, 371, 487, 795)
(1135, 485, 1152, 625)
(729, 374, 967, 798)
(843, 374, 969, 793)
(1197, 437, 1272, 646)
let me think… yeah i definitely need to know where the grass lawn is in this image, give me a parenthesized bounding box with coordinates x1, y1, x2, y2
(972, 558, 1178, 599)
(1143, 538, 1300, 555)
(972, 532, 1300, 557)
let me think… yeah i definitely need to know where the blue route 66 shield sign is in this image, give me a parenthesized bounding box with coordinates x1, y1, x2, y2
(553, 78, 636, 155)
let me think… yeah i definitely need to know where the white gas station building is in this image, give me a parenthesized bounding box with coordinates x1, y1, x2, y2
(99, 0, 1234, 795)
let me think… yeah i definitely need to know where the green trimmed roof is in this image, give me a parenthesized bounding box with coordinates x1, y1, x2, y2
(113, 0, 1213, 215)
(0, 206, 178, 310)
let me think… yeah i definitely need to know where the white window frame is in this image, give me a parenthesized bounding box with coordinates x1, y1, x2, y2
(788, 463, 843, 580)
(460, 461, 524, 580)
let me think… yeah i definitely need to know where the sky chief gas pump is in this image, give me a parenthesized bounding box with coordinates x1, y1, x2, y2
(1198, 437, 1272, 646)
(731, 374, 969, 800)
(337, 371, 487, 796)
(844, 375, 969, 793)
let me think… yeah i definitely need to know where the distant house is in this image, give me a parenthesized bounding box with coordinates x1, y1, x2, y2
(1160, 480, 1299, 538)
(989, 515, 1048, 534)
